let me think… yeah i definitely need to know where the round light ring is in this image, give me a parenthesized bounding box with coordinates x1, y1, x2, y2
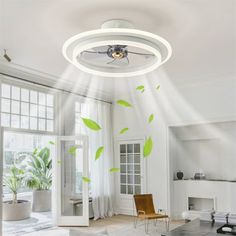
(63, 28, 172, 77)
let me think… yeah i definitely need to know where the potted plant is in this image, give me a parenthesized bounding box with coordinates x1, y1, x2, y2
(3, 166, 31, 221)
(25, 146, 52, 212)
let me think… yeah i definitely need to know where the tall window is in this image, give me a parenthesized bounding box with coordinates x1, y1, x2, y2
(1, 83, 54, 132)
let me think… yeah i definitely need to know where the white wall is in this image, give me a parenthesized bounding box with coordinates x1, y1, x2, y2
(112, 72, 236, 214)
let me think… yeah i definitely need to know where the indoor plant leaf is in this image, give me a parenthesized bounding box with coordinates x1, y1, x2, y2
(95, 146, 104, 160)
(82, 117, 101, 131)
(82, 176, 91, 183)
(148, 114, 154, 124)
(156, 85, 160, 90)
(119, 127, 129, 134)
(109, 167, 120, 173)
(116, 100, 132, 107)
(143, 137, 153, 158)
(49, 141, 55, 145)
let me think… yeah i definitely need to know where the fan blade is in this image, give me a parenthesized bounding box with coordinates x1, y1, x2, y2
(128, 51, 154, 56)
(107, 58, 117, 64)
(81, 50, 107, 54)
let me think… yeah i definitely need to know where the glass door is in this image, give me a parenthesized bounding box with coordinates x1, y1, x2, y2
(54, 135, 89, 226)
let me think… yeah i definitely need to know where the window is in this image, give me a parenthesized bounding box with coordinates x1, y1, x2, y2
(1, 83, 54, 132)
(120, 143, 141, 195)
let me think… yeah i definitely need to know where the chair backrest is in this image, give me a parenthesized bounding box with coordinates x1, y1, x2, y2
(133, 194, 156, 215)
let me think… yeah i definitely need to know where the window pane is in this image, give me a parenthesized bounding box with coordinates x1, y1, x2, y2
(21, 102, 29, 115)
(127, 154, 133, 163)
(38, 93, 46, 105)
(120, 175, 127, 184)
(21, 116, 29, 129)
(128, 185, 133, 194)
(127, 144, 133, 153)
(21, 89, 29, 102)
(1, 113, 10, 127)
(127, 164, 134, 174)
(11, 100, 20, 114)
(135, 175, 141, 185)
(128, 175, 134, 184)
(120, 185, 126, 194)
(120, 154, 126, 163)
(1, 98, 10, 112)
(46, 107, 53, 119)
(30, 104, 38, 117)
(38, 105, 46, 118)
(30, 117, 37, 130)
(134, 165, 140, 174)
(12, 86, 20, 100)
(134, 144, 140, 153)
(46, 94, 53, 106)
(2, 84, 11, 98)
(120, 144, 126, 153)
(30, 91, 38, 104)
(39, 118, 46, 131)
(11, 115, 20, 128)
(121, 165, 126, 173)
(46, 120, 54, 132)
(135, 186, 141, 194)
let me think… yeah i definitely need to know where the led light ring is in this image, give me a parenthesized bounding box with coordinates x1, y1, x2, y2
(62, 28, 172, 77)
(72, 40, 162, 77)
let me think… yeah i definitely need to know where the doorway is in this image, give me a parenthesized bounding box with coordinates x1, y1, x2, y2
(1, 129, 55, 235)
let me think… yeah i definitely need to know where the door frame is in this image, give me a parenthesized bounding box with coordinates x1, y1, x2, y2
(0, 127, 56, 235)
(54, 135, 89, 226)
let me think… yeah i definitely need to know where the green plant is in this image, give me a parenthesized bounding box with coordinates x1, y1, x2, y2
(4, 166, 25, 203)
(25, 147, 52, 191)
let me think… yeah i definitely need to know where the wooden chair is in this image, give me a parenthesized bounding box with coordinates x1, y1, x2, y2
(133, 194, 169, 234)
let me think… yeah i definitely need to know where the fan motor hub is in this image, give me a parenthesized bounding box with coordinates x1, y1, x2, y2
(107, 45, 128, 59)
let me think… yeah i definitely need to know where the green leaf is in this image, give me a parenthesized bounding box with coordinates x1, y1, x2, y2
(82, 118, 101, 131)
(49, 141, 55, 145)
(109, 167, 120, 173)
(156, 85, 160, 90)
(148, 114, 154, 124)
(143, 137, 153, 158)
(95, 146, 104, 160)
(116, 100, 132, 108)
(57, 160, 61, 164)
(82, 176, 91, 183)
(141, 89, 145, 93)
(68, 146, 77, 156)
(136, 85, 144, 90)
(119, 127, 129, 135)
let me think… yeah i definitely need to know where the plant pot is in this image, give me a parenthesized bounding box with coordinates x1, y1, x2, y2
(32, 190, 51, 212)
(3, 200, 31, 221)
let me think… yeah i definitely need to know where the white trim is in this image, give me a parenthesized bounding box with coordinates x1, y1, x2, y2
(54, 135, 89, 226)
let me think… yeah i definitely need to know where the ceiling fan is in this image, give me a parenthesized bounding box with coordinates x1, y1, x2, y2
(81, 45, 154, 65)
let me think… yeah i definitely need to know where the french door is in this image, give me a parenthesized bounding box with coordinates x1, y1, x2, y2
(116, 139, 146, 215)
(54, 135, 89, 226)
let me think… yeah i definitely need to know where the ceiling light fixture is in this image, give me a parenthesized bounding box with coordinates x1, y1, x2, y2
(62, 19, 172, 77)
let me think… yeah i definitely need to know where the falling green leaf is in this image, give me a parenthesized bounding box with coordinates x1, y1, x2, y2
(156, 85, 160, 90)
(68, 146, 77, 156)
(109, 167, 120, 173)
(82, 176, 91, 183)
(119, 127, 129, 134)
(82, 118, 101, 131)
(49, 141, 55, 145)
(141, 89, 145, 93)
(117, 100, 132, 108)
(143, 137, 153, 158)
(148, 114, 154, 124)
(95, 146, 104, 160)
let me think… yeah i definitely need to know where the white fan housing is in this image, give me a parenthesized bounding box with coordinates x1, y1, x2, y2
(62, 20, 172, 77)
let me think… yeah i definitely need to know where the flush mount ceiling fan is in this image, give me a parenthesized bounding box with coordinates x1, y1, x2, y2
(63, 19, 172, 77)
(81, 44, 155, 65)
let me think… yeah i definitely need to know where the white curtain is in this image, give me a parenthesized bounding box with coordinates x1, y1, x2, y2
(78, 101, 114, 220)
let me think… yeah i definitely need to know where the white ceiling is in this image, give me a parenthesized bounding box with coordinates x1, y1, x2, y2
(0, 0, 235, 101)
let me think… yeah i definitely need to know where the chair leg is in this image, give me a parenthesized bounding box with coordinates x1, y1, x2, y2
(145, 219, 149, 234)
(165, 218, 170, 232)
